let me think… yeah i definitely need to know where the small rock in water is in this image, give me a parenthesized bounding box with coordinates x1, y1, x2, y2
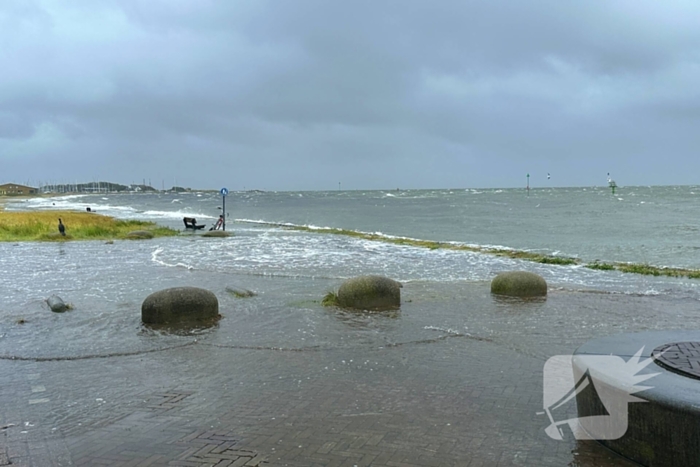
(202, 230, 231, 238)
(47, 295, 69, 313)
(225, 287, 256, 298)
(126, 230, 154, 240)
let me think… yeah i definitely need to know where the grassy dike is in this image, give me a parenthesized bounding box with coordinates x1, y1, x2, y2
(0, 210, 178, 242)
(256, 222, 700, 280)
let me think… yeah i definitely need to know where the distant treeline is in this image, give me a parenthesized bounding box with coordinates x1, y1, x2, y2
(40, 182, 192, 193)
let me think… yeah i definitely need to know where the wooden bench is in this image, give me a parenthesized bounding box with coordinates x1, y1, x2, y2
(183, 217, 205, 230)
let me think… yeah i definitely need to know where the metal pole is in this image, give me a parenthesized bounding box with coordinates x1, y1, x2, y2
(222, 195, 226, 231)
(527, 173, 530, 196)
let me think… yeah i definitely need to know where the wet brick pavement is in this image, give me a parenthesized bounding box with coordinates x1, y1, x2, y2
(0, 332, 638, 466)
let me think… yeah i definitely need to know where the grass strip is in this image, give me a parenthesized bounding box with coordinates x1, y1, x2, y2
(322, 292, 340, 307)
(249, 221, 700, 280)
(0, 210, 178, 242)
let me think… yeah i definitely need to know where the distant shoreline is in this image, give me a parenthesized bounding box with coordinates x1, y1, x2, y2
(0, 193, 57, 210)
(4, 185, 700, 197)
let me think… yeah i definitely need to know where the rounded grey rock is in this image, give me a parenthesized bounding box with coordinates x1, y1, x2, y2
(491, 271, 547, 297)
(202, 230, 232, 238)
(225, 287, 256, 298)
(126, 230, 154, 239)
(337, 275, 401, 311)
(47, 294, 68, 313)
(142, 287, 219, 325)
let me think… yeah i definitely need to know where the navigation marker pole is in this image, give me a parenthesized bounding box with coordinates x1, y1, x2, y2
(220, 187, 229, 231)
(607, 173, 617, 195)
(527, 173, 530, 196)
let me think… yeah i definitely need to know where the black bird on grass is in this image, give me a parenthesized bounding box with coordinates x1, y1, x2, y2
(58, 218, 65, 236)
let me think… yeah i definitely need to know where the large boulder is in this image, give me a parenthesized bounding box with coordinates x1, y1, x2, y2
(142, 287, 219, 325)
(202, 230, 231, 238)
(491, 271, 547, 297)
(337, 275, 402, 311)
(126, 230, 154, 239)
(47, 295, 69, 313)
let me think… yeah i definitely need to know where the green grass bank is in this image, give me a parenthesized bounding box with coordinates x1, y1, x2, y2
(0, 210, 177, 242)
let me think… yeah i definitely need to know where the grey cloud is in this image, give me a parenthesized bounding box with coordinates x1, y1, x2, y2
(2, 0, 700, 189)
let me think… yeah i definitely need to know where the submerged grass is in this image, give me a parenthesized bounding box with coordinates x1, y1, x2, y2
(225, 287, 257, 298)
(0, 210, 178, 242)
(616, 263, 661, 276)
(586, 262, 616, 271)
(322, 292, 340, 307)
(254, 221, 700, 280)
(587, 261, 700, 278)
(488, 249, 578, 265)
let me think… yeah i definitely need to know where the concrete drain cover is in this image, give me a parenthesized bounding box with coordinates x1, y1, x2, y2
(652, 341, 700, 379)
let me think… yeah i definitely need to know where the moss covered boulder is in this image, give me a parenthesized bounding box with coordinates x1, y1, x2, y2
(142, 287, 219, 325)
(337, 275, 402, 311)
(202, 230, 232, 238)
(491, 271, 547, 297)
(126, 230, 154, 239)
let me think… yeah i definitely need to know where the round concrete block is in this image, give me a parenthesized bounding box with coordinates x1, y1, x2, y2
(491, 271, 547, 297)
(337, 275, 401, 311)
(142, 287, 219, 325)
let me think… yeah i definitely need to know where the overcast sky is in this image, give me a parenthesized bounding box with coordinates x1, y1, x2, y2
(2, 1, 700, 191)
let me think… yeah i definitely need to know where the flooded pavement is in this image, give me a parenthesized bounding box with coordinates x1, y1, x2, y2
(5, 190, 700, 465)
(3, 265, 695, 465)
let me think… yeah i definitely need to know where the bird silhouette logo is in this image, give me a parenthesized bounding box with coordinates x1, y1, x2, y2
(540, 348, 659, 440)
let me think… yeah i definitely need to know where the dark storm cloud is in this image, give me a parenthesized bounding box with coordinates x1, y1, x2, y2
(2, 0, 700, 189)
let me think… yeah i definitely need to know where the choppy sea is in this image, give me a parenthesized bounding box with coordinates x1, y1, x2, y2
(2, 186, 700, 362)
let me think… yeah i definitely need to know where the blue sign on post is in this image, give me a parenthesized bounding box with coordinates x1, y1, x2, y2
(220, 188, 228, 230)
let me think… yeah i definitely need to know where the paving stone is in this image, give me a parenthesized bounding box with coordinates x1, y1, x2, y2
(0, 309, 643, 467)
